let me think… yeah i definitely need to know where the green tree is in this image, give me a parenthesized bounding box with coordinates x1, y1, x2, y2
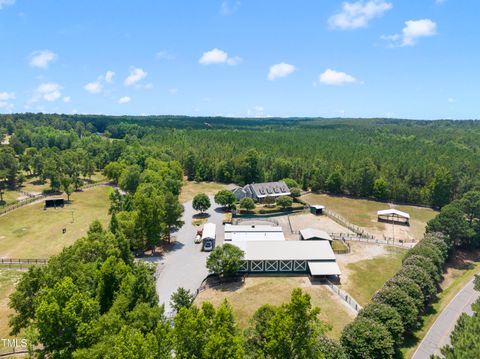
(373, 286, 418, 331)
(239, 197, 255, 211)
(192, 193, 211, 213)
(430, 167, 454, 208)
(214, 189, 236, 209)
(160, 192, 184, 242)
(282, 178, 300, 189)
(290, 187, 301, 198)
(170, 287, 195, 313)
(373, 177, 389, 200)
(341, 317, 395, 359)
(325, 168, 343, 194)
(61, 176, 74, 201)
(103, 161, 125, 185)
(385, 275, 424, 311)
(119, 165, 141, 193)
(206, 243, 245, 278)
(276, 195, 293, 209)
(358, 303, 404, 347)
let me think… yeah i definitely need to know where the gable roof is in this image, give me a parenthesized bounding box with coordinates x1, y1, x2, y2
(377, 209, 410, 219)
(300, 228, 333, 241)
(248, 181, 290, 198)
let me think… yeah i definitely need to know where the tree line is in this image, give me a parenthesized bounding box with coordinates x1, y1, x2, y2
(4, 114, 480, 208)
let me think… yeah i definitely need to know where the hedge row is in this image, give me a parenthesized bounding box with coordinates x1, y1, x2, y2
(340, 232, 451, 359)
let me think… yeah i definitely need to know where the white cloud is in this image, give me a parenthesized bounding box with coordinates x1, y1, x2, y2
(104, 70, 115, 83)
(62, 96, 71, 103)
(156, 50, 175, 60)
(169, 88, 178, 95)
(448, 97, 456, 103)
(0, 0, 15, 10)
(0, 91, 15, 110)
(124, 67, 147, 86)
(32, 83, 62, 102)
(319, 69, 357, 85)
(267, 63, 296, 80)
(247, 105, 265, 118)
(199, 48, 241, 65)
(29, 50, 57, 69)
(435, 0, 446, 4)
(83, 81, 102, 94)
(382, 19, 437, 47)
(329, 1, 392, 30)
(220, 0, 241, 16)
(118, 96, 131, 104)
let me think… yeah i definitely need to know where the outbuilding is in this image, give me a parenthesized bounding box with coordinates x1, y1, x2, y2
(224, 224, 285, 242)
(310, 205, 325, 215)
(299, 228, 333, 242)
(377, 209, 410, 226)
(232, 240, 341, 277)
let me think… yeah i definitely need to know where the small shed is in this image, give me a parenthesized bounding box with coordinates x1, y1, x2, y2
(44, 198, 65, 209)
(300, 228, 333, 242)
(310, 205, 325, 215)
(377, 209, 410, 226)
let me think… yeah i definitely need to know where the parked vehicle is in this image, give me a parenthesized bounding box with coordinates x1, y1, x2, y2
(194, 234, 202, 243)
(202, 223, 216, 251)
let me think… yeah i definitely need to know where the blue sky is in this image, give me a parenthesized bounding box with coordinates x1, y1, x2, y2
(0, 0, 477, 119)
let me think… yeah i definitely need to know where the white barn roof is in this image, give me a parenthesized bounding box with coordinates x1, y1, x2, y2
(310, 205, 325, 210)
(224, 224, 285, 241)
(377, 209, 410, 219)
(233, 240, 336, 261)
(308, 261, 341, 276)
(300, 228, 332, 241)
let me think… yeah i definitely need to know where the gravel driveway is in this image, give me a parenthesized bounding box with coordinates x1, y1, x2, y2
(156, 196, 225, 316)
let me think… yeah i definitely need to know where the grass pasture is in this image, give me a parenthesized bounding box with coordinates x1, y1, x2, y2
(179, 181, 228, 204)
(340, 246, 406, 306)
(0, 270, 23, 341)
(301, 193, 437, 241)
(0, 185, 111, 258)
(194, 275, 355, 339)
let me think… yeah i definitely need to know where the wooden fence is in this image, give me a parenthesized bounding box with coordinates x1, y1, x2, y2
(0, 258, 48, 270)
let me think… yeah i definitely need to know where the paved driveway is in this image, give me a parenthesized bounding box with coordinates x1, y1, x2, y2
(156, 197, 225, 316)
(412, 278, 480, 359)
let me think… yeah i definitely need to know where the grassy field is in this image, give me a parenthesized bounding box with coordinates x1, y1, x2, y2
(179, 181, 228, 203)
(402, 254, 480, 358)
(0, 185, 111, 258)
(341, 246, 406, 306)
(195, 275, 355, 339)
(0, 270, 23, 341)
(301, 193, 437, 240)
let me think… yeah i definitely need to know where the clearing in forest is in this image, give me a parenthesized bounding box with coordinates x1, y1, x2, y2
(0, 186, 111, 258)
(301, 193, 438, 242)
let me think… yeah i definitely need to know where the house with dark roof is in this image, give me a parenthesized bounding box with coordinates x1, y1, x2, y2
(232, 181, 291, 201)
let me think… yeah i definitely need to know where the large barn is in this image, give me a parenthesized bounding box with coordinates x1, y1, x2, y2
(233, 240, 341, 277)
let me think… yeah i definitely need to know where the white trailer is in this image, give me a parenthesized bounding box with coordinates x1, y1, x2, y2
(202, 223, 216, 251)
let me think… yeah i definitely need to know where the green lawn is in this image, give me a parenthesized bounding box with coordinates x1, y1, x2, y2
(0, 186, 111, 258)
(301, 193, 437, 240)
(0, 270, 23, 341)
(179, 181, 228, 204)
(195, 275, 355, 339)
(341, 246, 406, 306)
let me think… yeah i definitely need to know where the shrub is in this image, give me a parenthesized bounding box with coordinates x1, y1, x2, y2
(358, 303, 404, 347)
(373, 286, 418, 331)
(341, 317, 395, 359)
(397, 264, 437, 303)
(385, 275, 424, 311)
(276, 196, 293, 209)
(239, 197, 255, 211)
(403, 255, 441, 282)
(403, 243, 443, 271)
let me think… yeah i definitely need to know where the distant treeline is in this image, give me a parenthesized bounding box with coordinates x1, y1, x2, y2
(2, 113, 480, 208)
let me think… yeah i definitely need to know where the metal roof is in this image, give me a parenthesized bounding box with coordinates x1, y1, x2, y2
(308, 261, 341, 275)
(300, 228, 332, 241)
(233, 240, 336, 261)
(202, 223, 216, 240)
(225, 232, 285, 241)
(225, 224, 283, 233)
(377, 209, 410, 219)
(310, 205, 325, 209)
(248, 181, 291, 198)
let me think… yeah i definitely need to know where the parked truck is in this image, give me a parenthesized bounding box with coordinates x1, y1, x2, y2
(202, 223, 216, 251)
